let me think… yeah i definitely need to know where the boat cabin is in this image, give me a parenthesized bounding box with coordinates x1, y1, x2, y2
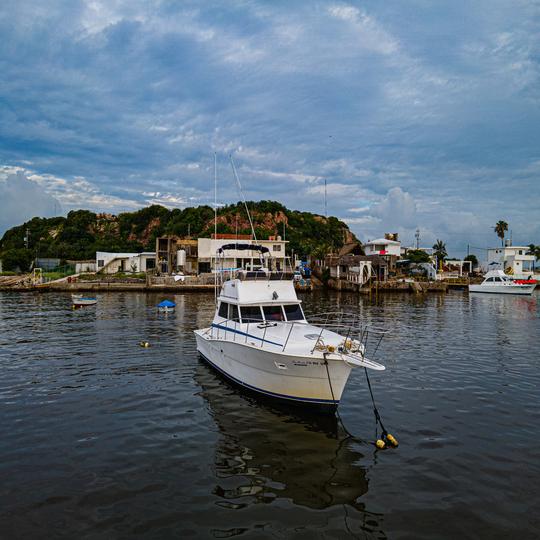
(481, 270, 514, 284)
(215, 271, 306, 324)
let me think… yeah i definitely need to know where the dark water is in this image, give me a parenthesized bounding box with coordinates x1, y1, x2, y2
(0, 290, 539, 539)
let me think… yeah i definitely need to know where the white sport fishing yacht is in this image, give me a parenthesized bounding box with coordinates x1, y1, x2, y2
(469, 270, 537, 295)
(194, 243, 384, 410)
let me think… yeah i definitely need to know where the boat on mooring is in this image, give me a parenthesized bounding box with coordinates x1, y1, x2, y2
(469, 270, 537, 295)
(194, 243, 385, 410)
(157, 299, 176, 313)
(71, 294, 97, 306)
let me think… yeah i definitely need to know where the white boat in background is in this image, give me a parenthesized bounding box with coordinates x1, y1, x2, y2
(194, 244, 384, 410)
(71, 294, 97, 306)
(469, 270, 537, 295)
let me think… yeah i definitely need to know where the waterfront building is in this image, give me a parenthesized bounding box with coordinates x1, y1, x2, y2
(35, 258, 61, 271)
(325, 254, 373, 285)
(364, 234, 401, 274)
(96, 252, 156, 274)
(486, 245, 535, 279)
(197, 234, 288, 273)
(156, 236, 198, 274)
(67, 260, 96, 273)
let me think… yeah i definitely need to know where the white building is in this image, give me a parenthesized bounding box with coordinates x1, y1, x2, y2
(96, 251, 156, 274)
(365, 238, 401, 257)
(486, 245, 535, 279)
(197, 237, 289, 273)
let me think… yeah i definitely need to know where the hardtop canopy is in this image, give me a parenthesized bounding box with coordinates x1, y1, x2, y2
(217, 243, 270, 254)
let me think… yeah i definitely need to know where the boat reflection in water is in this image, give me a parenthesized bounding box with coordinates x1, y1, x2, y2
(195, 361, 384, 531)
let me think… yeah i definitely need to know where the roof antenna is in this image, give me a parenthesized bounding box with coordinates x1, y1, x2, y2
(324, 178, 327, 218)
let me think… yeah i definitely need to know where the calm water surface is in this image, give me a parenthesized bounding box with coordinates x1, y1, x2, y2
(0, 290, 539, 539)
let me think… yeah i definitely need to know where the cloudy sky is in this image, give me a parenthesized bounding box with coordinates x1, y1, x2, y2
(1, 1, 539, 256)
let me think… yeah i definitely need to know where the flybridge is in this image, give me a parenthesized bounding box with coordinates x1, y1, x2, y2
(220, 278, 299, 305)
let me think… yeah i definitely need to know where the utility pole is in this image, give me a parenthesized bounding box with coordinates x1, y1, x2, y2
(324, 179, 327, 218)
(24, 228, 30, 249)
(415, 228, 420, 249)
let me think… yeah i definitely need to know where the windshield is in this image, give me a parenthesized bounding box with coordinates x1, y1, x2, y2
(240, 306, 264, 322)
(283, 304, 304, 321)
(263, 305, 284, 321)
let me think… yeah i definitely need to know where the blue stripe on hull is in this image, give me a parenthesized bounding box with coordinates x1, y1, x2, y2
(198, 350, 338, 406)
(211, 323, 284, 347)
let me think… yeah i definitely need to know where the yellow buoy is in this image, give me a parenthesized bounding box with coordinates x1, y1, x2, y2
(386, 433, 399, 447)
(139, 341, 151, 348)
(327, 345, 336, 353)
(375, 439, 386, 449)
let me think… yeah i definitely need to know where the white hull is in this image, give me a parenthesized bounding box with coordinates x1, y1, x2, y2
(469, 284, 535, 295)
(195, 330, 351, 407)
(72, 297, 97, 306)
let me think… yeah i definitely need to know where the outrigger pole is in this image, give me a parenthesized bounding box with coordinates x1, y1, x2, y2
(229, 155, 265, 268)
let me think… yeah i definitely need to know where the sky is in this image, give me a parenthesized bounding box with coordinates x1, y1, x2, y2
(1, 1, 539, 257)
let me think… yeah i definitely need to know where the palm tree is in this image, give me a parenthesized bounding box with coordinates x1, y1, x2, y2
(432, 239, 447, 270)
(494, 220, 508, 246)
(527, 244, 540, 271)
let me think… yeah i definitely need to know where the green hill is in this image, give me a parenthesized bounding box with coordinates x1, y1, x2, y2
(0, 201, 356, 272)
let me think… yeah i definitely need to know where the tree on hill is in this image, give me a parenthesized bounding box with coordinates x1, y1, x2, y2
(1, 248, 33, 272)
(464, 254, 479, 269)
(0, 201, 356, 265)
(494, 220, 508, 246)
(406, 249, 431, 263)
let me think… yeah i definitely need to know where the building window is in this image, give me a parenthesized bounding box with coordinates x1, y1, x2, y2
(98, 260, 104, 267)
(146, 258, 156, 269)
(273, 245, 281, 252)
(519, 250, 523, 255)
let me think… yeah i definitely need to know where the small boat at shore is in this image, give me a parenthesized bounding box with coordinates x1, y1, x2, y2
(194, 244, 385, 411)
(71, 294, 97, 306)
(469, 270, 537, 295)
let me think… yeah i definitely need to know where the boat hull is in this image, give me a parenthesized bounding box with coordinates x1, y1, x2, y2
(469, 284, 536, 295)
(72, 299, 97, 306)
(194, 330, 352, 409)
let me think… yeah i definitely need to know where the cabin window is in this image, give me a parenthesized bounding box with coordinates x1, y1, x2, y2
(485, 277, 495, 282)
(283, 304, 304, 321)
(230, 304, 240, 322)
(240, 306, 264, 322)
(273, 244, 281, 252)
(263, 305, 284, 321)
(218, 301, 229, 319)
(98, 260, 104, 268)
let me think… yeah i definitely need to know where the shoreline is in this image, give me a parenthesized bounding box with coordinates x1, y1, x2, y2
(0, 280, 467, 294)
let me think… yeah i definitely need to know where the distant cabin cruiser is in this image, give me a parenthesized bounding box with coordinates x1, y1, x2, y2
(469, 270, 537, 295)
(194, 244, 384, 410)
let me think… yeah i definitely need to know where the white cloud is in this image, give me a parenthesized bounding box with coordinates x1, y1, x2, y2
(327, 4, 398, 55)
(0, 172, 60, 234)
